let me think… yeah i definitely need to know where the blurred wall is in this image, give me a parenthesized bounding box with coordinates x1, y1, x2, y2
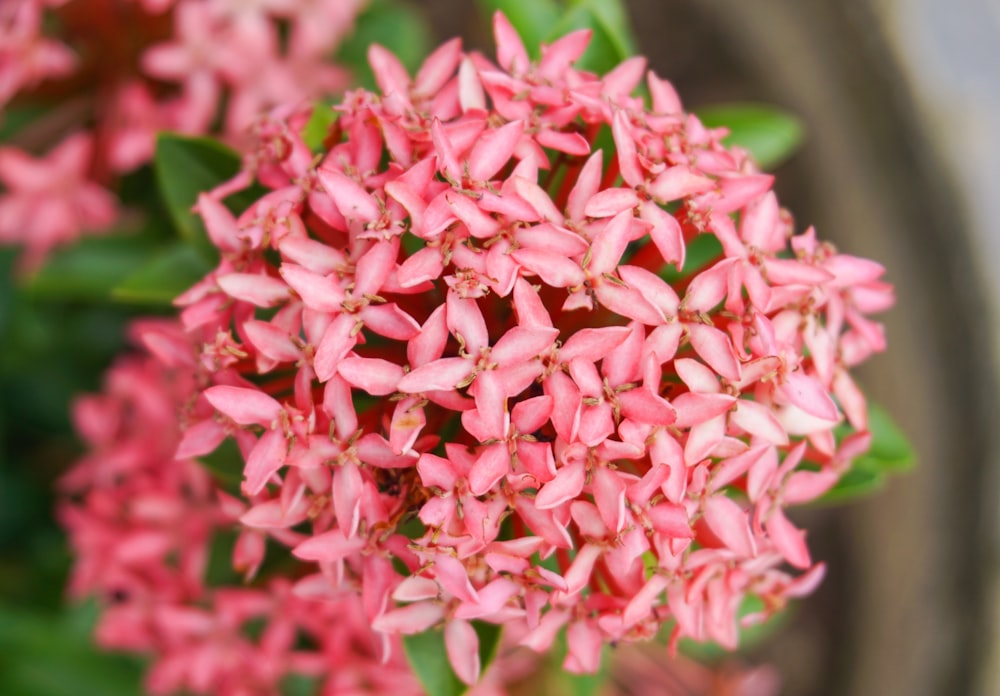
(872, 2, 1000, 693)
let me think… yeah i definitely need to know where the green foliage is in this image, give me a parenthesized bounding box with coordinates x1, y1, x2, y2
(696, 104, 805, 170)
(539, 628, 610, 696)
(154, 134, 243, 261)
(280, 674, 320, 696)
(563, 0, 636, 62)
(821, 464, 885, 502)
(820, 402, 915, 503)
(0, 106, 48, 142)
(479, 0, 636, 73)
(26, 234, 164, 303)
(544, 5, 621, 74)
(112, 242, 211, 305)
(402, 622, 503, 696)
(301, 103, 339, 153)
(476, 0, 562, 58)
(0, 602, 143, 696)
(859, 401, 915, 470)
(196, 437, 246, 494)
(336, 0, 432, 91)
(659, 234, 724, 284)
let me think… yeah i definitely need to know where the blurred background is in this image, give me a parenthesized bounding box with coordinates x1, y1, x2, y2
(2, 1, 998, 694)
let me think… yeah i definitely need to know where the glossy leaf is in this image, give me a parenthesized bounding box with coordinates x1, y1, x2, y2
(280, 675, 319, 696)
(472, 621, 503, 677)
(196, 437, 245, 494)
(402, 621, 503, 696)
(820, 401, 914, 504)
(544, 6, 622, 74)
(0, 106, 47, 142)
(696, 104, 805, 170)
(864, 402, 914, 470)
(566, 0, 636, 60)
(154, 133, 262, 261)
(542, 628, 610, 696)
(403, 627, 464, 696)
(819, 462, 885, 504)
(336, 0, 432, 91)
(301, 102, 339, 153)
(26, 234, 161, 302)
(0, 601, 143, 696)
(112, 243, 211, 305)
(476, 0, 562, 57)
(659, 233, 724, 284)
(203, 529, 241, 587)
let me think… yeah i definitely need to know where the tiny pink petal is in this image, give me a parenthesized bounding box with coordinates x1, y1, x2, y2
(338, 357, 404, 395)
(703, 495, 756, 558)
(445, 619, 481, 686)
(204, 385, 283, 426)
(535, 461, 586, 510)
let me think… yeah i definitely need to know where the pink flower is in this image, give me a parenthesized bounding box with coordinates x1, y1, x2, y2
(0, 0, 76, 109)
(0, 133, 116, 270)
(60, 318, 424, 696)
(170, 13, 895, 681)
(2, 0, 365, 265)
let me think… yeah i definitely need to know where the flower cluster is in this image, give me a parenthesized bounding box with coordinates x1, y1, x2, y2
(59, 319, 425, 696)
(0, 0, 364, 269)
(169, 13, 894, 682)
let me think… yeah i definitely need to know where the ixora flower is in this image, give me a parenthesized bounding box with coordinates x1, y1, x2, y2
(67, 11, 893, 689)
(0, 0, 364, 269)
(0, 132, 116, 269)
(60, 320, 427, 696)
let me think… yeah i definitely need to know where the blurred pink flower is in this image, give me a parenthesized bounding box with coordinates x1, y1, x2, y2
(60, 319, 424, 696)
(0, 0, 76, 109)
(0, 133, 116, 270)
(0, 0, 365, 266)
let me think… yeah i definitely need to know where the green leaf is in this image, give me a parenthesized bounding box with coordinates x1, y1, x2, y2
(403, 628, 465, 696)
(818, 401, 913, 504)
(402, 621, 503, 696)
(203, 529, 241, 587)
(472, 621, 503, 674)
(196, 437, 245, 494)
(541, 628, 610, 696)
(476, 0, 562, 57)
(696, 103, 805, 170)
(301, 103, 339, 153)
(566, 0, 637, 60)
(659, 233, 724, 284)
(0, 106, 48, 142)
(26, 234, 161, 302)
(0, 602, 143, 696)
(336, 0, 432, 92)
(544, 6, 621, 74)
(111, 243, 211, 305)
(280, 674, 319, 696)
(820, 461, 885, 504)
(864, 402, 914, 470)
(153, 133, 242, 260)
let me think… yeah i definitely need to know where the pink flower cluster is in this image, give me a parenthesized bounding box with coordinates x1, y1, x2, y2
(169, 13, 893, 682)
(60, 320, 425, 696)
(0, 0, 75, 109)
(0, 0, 364, 269)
